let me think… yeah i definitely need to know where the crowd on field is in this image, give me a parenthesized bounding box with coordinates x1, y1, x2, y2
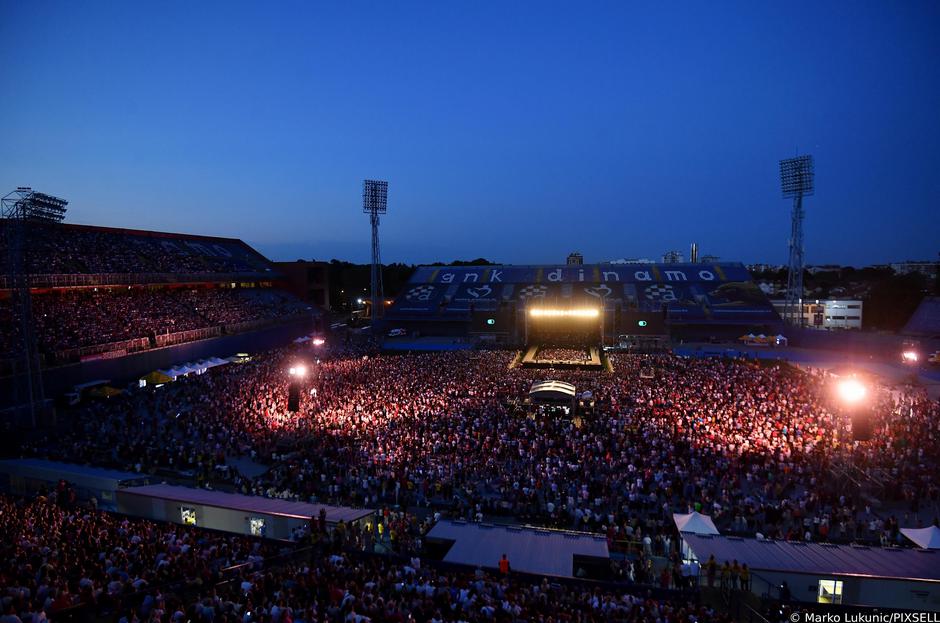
(21, 349, 940, 550)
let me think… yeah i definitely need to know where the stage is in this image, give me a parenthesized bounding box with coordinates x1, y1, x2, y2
(519, 344, 604, 370)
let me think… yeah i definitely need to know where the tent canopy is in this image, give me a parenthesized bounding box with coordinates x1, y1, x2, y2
(900, 526, 940, 549)
(674, 511, 720, 535)
(141, 370, 173, 385)
(89, 385, 123, 398)
(529, 380, 577, 403)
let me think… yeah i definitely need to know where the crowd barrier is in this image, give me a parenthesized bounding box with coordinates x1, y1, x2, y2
(56, 337, 150, 364)
(154, 326, 222, 347)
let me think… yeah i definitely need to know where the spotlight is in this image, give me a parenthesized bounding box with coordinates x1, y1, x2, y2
(289, 365, 307, 377)
(836, 378, 866, 404)
(312, 337, 325, 346)
(902, 351, 918, 363)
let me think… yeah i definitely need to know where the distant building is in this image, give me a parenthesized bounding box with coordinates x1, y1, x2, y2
(604, 258, 656, 264)
(699, 254, 720, 264)
(747, 263, 785, 273)
(566, 252, 584, 265)
(770, 298, 863, 330)
(807, 264, 843, 274)
(273, 260, 330, 309)
(662, 250, 683, 264)
(890, 260, 939, 280)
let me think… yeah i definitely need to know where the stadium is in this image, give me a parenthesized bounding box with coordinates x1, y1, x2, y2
(2, 202, 939, 623)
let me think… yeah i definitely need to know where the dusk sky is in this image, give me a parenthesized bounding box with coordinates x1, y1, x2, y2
(1, 1, 937, 266)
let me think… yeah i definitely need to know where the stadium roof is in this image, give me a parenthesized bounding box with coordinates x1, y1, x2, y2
(683, 534, 940, 583)
(118, 484, 374, 523)
(426, 520, 609, 578)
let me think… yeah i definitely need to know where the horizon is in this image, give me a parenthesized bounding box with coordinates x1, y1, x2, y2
(2, 1, 938, 266)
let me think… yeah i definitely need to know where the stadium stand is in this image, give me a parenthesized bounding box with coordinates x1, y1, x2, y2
(386, 263, 781, 341)
(0, 222, 317, 364)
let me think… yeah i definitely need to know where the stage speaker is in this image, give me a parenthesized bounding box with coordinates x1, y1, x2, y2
(851, 412, 873, 442)
(288, 382, 300, 412)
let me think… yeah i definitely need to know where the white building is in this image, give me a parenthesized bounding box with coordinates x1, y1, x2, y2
(683, 534, 940, 611)
(770, 299, 863, 330)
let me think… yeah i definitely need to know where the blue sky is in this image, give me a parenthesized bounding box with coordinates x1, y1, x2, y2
(1, 1, 937, 265)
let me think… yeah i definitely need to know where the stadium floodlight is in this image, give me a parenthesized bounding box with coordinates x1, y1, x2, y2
(779, 155, 815, 198)
(2, 187, 69, 223)
(836, 377, 866, 404)
(529, 308, 600, 318)
(363, 179, 388, 332)
(779, 154, 814, 328)
(362, 179, 388, 215)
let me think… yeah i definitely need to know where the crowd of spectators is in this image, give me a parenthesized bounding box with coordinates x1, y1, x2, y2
(22, 349, 940, 553)
(19, 287, 311, 352)
(535, 347, 591, 362)
(0, 299, 20, 358)
(0, 488, 733, 623)
(0, 488, 280, 622)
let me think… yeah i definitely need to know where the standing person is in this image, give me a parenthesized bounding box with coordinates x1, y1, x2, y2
(498, 554, 510, 575)
(741, 563, 751, 591)
(705, 555, 717, 588)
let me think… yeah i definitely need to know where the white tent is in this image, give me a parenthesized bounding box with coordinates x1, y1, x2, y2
(673, 511, 720, 535)
(163, 365, 194, 379)
(900, 526, 940, 549)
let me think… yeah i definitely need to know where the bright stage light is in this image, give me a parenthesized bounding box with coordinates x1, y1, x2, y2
(836, 377, 866, 404)
(312, 337, 325, 346)
(529, 308, 600, 318)
(902, 351, 918, 363)
(289, 365, 307, 377)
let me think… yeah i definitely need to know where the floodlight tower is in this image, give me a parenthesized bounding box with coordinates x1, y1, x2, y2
(362, 180, 388, 330)
(779, 155, 814, 327)
(2, 187, 68, 427)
